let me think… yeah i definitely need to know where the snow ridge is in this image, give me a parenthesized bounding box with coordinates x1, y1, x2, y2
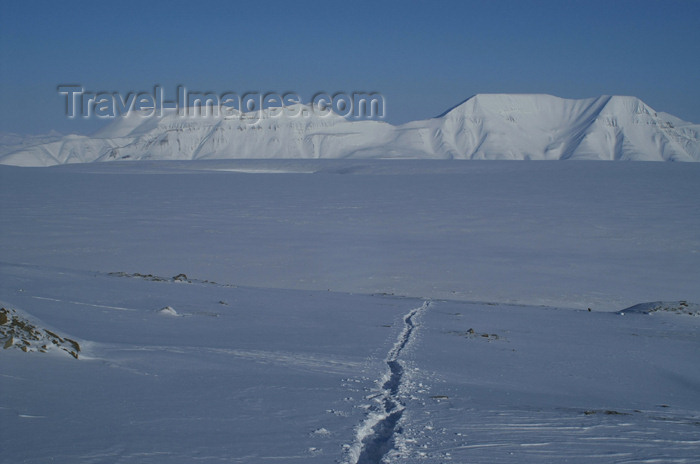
(348, 301, 430, 464)
(2, 94, 698, 166)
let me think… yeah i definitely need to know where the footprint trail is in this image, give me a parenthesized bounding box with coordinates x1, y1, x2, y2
(347, 300, 430, 464)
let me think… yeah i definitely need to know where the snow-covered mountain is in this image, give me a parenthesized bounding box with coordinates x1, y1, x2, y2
(405, 94, 700, 161)
(2, 94, 698, 166)
(0, 130, 64, 157)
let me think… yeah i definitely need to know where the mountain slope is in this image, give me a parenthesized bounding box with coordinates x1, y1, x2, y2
(405, 94, 699, 161)
(2, 94, 698, 166)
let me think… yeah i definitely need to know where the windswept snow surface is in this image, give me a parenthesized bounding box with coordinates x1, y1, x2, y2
(1, 160, 700, 463)
(1, 94, 699, 166)
(2, 160, 698, 309)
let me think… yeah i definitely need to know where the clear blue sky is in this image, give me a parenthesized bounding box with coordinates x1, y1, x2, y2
(1, 0, 698, 134)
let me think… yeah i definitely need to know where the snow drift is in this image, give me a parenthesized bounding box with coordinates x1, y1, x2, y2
(2, 94, 698, 166)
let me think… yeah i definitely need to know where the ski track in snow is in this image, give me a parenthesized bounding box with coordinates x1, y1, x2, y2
(347, 301, 430, 464)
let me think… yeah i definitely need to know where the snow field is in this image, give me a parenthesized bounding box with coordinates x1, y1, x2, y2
(1, 159, 699, 462)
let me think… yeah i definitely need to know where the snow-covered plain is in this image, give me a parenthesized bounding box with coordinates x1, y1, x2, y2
(1, 160, 699, 463)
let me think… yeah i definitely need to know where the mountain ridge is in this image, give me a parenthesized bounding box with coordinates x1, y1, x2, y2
(2, 94, 698, 166)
